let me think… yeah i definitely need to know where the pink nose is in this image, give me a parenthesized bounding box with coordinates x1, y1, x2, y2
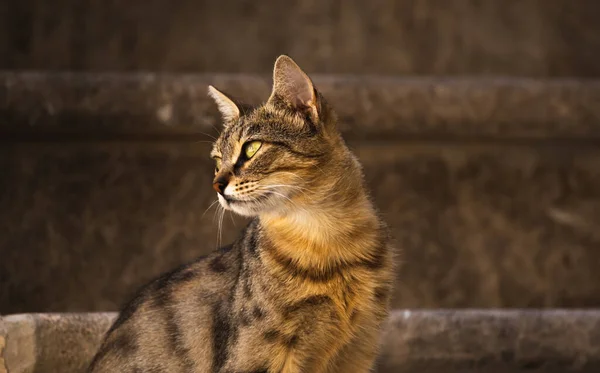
(213, 181, 226, 194)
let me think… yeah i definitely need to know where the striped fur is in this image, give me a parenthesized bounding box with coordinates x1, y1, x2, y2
(88, 56, 395, 373)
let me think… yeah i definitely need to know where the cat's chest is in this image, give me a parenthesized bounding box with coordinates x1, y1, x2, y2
(274, 273, 378, 325)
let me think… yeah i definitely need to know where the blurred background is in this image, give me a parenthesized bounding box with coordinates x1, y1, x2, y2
(1, 0, 600, 315)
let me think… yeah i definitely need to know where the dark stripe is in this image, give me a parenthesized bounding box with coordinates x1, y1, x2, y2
(286, 335, 300, 348)
(163, 303, 194, 371)
(343, 284, 357, 309)
(144, 367, 166, 373)
(282, 295, 332, 316)
(263, 240, 387, 283)
(154, 264, 200, 293)
(93, 261, 203, 370)
(169, 268, 200, 283)
(263, 329, 282, 342)
(112, 332, 137, 354)
(88, 332, 137, 371)
(263, 329, 299, 348)
(147, 274, 197, 372)
(239, 231, 254, 299)
(110, 266, 199, 333)
(212, 247, 242, 371)
(270, 141, 326, 159)
(242, 277, 252, 299)
(245, 220, 260, 257)
(211, 302, 232, 372)
(209, 255, 228, 273)
(252, 305, 265, 320)
(267, 165, 306, 175)
(108, 296, 144, 333)
(374, 286, 391, 302)
(373, 304, 389, 321)
(239, 309, 253, 326)
(148, 290, 195, 371)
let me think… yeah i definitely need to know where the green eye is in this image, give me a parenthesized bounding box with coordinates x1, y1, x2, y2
(244, 141, 262, 159)
(215, 158, 222, 172)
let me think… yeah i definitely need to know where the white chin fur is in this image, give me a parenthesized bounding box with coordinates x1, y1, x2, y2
(217, 192, 291, 217)
(229, 204, 258, 217)
(217, 193, 229, 209)
(217, 193, 258, 217)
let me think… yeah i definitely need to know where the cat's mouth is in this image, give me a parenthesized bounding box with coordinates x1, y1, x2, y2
(217, 189, 294, 216)
(221, 193, 269, 205)
(217, 192, 269, 216)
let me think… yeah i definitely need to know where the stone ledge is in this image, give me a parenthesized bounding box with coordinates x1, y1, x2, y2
(1, 310, 599, 373)
(2, 73, 600, 141)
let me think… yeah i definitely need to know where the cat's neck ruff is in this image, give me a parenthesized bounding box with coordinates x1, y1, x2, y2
(259, 176, 380, 268)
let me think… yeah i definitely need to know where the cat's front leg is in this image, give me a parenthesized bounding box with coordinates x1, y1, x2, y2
(325, 335, 380, 373)
(268, 307, 351, 373)
(278, 341, 344, 373)
(325, 312, 387, 373)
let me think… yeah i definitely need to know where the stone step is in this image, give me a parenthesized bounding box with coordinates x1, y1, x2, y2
(2, 1, 600, 77)
(1, 310, 599, 373)
(2, 73, 600, 141)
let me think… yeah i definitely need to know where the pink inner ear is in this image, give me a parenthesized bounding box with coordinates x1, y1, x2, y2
(288, 83, 313, 108)
(274, 60, 315, 109)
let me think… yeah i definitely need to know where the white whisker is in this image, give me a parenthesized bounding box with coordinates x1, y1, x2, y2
(260, 190, 304, 210)
(217, 205, 225, 249)
(198, 131, 217, 141)
(258, 184, 310, 197)
(276, 171, 309, 182)
(228, 210, 236, 226)
(193, 140, 217, 145)
(260, 184, 308, 191)
(201, 199, 220, 219)
(210, 124, 220, 136)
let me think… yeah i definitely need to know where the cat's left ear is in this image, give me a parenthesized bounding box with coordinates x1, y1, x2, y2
(269, 55, 318, 121)
(208, 85, 240, 124)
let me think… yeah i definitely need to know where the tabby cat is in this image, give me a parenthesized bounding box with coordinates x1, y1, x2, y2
(88, 55, 395, 373)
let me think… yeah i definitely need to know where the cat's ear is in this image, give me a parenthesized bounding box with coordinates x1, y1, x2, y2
(269, 55, 318, 119)
(208, 85, 240, 123)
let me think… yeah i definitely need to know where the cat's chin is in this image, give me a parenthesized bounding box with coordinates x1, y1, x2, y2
(217, 194, 261, 217)
(227, 203, 260, 217)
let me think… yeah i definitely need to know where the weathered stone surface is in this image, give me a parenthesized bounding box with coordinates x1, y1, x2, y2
(2, 73, 600, 140)
(2, 311, 600, 372)
(378, 310, 600, 372)
(359, 144, 600, 308)
(1, 143, 599, 313)
(0, 143, 241, 313)
(1, 313, 114, 373)
(2, 1, 600, 77)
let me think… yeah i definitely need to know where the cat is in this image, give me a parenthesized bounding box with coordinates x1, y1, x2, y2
(88, 55, 395, 373)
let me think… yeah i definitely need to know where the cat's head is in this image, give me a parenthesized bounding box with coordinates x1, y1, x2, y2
(208, 55, 343, 217)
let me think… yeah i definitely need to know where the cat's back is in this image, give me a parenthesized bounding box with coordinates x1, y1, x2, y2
(88, 242, 242, 373)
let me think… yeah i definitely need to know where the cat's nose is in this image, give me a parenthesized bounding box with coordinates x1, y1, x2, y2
(212, 176, 229, 194)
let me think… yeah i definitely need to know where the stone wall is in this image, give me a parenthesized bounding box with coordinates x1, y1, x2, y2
(2, 0, 600, 76)
(2, 73, 600, 314)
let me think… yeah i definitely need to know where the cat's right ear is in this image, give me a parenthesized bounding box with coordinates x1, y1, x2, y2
(208, 85, 240, 124)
